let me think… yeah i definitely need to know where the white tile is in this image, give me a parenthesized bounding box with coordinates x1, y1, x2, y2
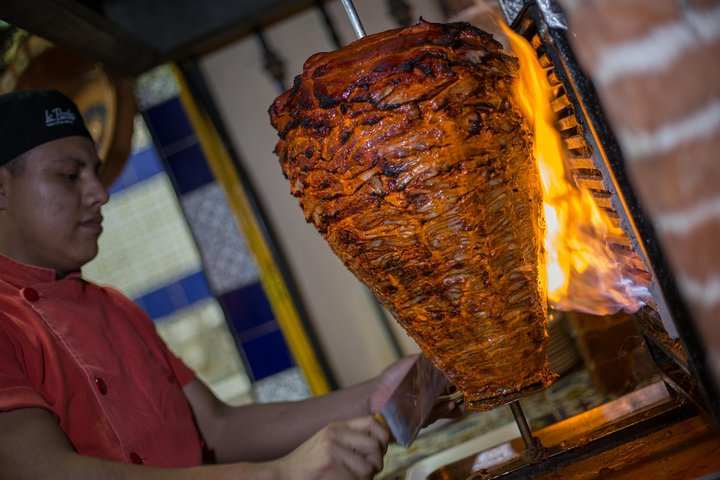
(156, 299, 252, 405)
(84, 174, 202, 298)
(131, 114, 153, 154)
(134, 65, 180, 111)
(253, 367, 311, 403)
(181, 182, 260, 294)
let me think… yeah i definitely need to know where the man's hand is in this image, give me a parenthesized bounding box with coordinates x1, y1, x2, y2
(424, 387, 466, 427)
(274, 415, 390, 480)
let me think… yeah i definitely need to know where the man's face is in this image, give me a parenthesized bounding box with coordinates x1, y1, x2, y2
(0, 136, 109, 276)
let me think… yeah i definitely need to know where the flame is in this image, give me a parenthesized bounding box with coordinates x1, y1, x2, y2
(501, 24, 649, 315)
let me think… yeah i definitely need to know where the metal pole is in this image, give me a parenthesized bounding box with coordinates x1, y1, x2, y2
(340, 0, 366, 39)
(509, 400, 548, 463)
(509, 401, 535, 449)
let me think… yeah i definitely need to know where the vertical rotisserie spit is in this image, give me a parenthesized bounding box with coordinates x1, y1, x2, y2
(269, 20, 556, 410)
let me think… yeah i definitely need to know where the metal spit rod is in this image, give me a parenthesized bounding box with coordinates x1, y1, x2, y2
(509, 401, 535, 448)
(509, 400, 548, 463)
(340, 0, 367, 39)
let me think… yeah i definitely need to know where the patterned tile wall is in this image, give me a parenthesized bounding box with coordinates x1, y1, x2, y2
(137, 66, 308, 396)
(181, 183, 260, 294)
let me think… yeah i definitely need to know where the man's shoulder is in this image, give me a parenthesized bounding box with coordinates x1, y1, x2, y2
(0, 276, 20, 296)
(0, 278, 33, 318)
(81, 279, 133, 302)
(0, 284, 40, 344)
(83, 280, 153, 325)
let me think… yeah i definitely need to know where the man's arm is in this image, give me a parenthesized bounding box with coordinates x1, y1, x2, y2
(183, 377, 385, 463)
(0, 407, 264, 479)
(184, 355, 463, 464)
(0, 407, 386, 479)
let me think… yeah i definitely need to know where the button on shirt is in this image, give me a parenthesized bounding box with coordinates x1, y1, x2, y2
(0, 254, 203, 467)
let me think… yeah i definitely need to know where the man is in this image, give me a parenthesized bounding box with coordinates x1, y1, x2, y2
(0, 89, 462, 479)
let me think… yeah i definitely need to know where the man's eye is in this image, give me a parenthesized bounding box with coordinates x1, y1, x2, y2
(61, 172, 79, 181)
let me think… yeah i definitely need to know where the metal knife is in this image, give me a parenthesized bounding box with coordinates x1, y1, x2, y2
(376, 354, 450, 448)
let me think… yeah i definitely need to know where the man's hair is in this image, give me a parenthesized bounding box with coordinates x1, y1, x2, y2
(2, 154, 27, 176)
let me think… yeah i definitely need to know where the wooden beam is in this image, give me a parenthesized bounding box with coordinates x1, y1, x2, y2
(1, 0, 161, 76)
(1, 0, 322, 77)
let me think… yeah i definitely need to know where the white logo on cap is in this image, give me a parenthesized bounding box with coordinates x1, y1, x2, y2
(45, 107, 76, 127)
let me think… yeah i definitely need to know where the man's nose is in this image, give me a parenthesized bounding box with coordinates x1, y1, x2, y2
(85, 175, 110, 206)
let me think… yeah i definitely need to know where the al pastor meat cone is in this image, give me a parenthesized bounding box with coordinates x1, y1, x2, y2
(269, 20, 556, 410)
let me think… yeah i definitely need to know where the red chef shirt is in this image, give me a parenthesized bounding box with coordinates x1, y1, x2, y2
(0, 253, 203, 467)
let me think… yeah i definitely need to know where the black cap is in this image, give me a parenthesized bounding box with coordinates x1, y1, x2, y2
(0, 89, 93, 166)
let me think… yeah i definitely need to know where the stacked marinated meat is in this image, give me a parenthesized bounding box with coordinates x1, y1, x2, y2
(269, 20, 555, 410)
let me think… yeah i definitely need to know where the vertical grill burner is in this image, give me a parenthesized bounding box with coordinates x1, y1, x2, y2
(512, 4, 656, 308)
(503, 1, 720, 426)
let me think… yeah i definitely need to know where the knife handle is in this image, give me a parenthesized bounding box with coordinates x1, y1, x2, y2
(374, 412, 388, 428)
(374, 412, 396, 443)
(437, 390, 464, 403)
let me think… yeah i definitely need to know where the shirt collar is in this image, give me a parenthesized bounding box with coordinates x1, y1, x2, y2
(0, 253, 82, 288)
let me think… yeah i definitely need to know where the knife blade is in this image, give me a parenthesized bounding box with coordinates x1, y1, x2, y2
(377, 354, 449, 448)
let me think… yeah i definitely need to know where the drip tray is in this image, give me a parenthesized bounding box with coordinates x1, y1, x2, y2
(404, 382, 720, 479)
(405, 422, 521, 480)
